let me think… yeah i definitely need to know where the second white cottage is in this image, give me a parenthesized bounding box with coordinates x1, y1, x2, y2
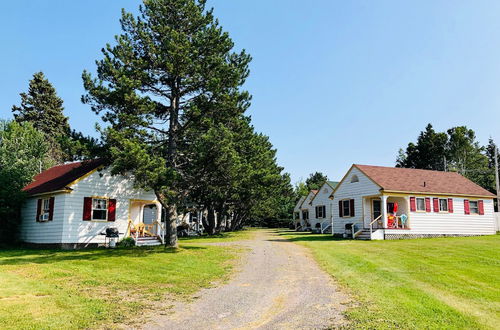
(331, 164, 496, 240)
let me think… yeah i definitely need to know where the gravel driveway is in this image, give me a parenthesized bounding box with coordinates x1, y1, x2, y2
(143, 229, 349, 330)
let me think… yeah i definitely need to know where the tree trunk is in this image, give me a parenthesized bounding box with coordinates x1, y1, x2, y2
(206, 206, 216, 235)
(165, 204, 178, 247)
(161, 83, 181, 247)
(201, 210, 209, 231)
(155, 191, 178, 248)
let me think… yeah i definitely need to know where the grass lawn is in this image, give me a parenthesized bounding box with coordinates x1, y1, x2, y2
(279, 231, 500, 329)
(179, 227, 257, 244)
(0, 243, 237, 329)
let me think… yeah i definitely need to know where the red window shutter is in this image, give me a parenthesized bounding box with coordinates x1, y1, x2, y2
(433, 198, 439, 212)
(409, 197, 416, 212)
(478, 200, 484, 215)
(448, 198, 453, 213)
(464, 199, 470, 215)
(36, 199, 42, 221)
(425, 197, 431, 212)
(350, 199, 355, 217)
(108, 199, 116, 221)
(338, 200, 343, 217)
(83, 197, 92, 220)
(48, 197, 55, 221)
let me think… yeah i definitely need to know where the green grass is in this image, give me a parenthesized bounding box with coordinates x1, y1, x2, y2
(0, 243, 237, 329)
(179, 227, 256, 244)
(279, 230, 500, 329)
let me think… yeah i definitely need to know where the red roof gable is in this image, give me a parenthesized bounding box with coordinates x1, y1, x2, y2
(23, 159, 104, 195)
(355, 164, 495, 197)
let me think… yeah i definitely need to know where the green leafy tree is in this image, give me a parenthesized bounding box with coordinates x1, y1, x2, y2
(305, 172, 328, 191)
(294, 181, 309, 200)
(0, 120, 53, 243)
(82, 0, 251, 247)
(12, 72, 70, 162)
(447, 126, 490, 188)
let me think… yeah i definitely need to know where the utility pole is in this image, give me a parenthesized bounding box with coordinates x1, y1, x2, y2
(495, 145, 500, 211)
(443, 156, 447, 172)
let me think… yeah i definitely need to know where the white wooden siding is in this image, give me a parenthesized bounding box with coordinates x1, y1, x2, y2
(386, 196, 496, 235)
(310, 183, 335, 228)
(331, 167, 381, 235)
(300, 191, 317, 227)
(19, 195, 66, 243)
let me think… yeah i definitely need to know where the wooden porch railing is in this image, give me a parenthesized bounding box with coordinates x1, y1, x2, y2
(369, 215, 382, 237)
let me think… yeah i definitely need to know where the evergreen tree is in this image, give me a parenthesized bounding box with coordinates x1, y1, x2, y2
(396, 124, 448, 170)
(396, 124, 492, 191)
(305, 172, 328, 191)
(82, 0, 251, 246)
(12, 72, 70, 162)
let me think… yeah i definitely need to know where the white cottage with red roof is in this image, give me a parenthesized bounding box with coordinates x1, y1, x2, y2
(20, 160, 166, 248)
(332, 164, 496, 240)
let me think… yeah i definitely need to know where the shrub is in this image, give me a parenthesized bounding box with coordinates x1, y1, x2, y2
(117, 237, 135, 247)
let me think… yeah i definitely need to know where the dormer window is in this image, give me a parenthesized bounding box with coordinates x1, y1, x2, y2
(351, 175, 359, 183)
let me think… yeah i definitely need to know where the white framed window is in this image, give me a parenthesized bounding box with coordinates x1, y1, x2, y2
(342, 200, 351, 217)
(39, 198, 50, 222)
(316, 205, 326, 218)
(439, 198, 448, 212)
(302, 210, 309, 220)
(350, 175, 359, 183)
(469, 201, 479, 214)
(92, 198, 108, 221)
(416, 197, 426, 211)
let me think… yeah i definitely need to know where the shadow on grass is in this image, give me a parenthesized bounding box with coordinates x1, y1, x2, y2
(272, 229, 346, 242)
(0, 245, 206, 266)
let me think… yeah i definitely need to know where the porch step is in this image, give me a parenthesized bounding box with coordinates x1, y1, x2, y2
(135, 236, 162, 246)
(355, 229, 372, 240)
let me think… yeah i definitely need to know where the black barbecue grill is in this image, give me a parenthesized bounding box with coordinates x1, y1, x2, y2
(100, 227, 120, 247)
(105, 227, 119, 238)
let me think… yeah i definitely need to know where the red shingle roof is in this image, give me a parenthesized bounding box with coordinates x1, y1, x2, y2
(355, 164, 495, 197)
(23, 159, 104, 195)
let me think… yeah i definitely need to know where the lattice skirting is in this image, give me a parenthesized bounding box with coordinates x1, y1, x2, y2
(385, 233, 481, 240)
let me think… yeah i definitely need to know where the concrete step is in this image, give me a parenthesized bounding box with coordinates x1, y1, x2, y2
(135, 236, 162, 246)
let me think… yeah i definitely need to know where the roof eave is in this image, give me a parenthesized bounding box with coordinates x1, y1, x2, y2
(381, 189, 496, 199)
(28, 188, 73, 197)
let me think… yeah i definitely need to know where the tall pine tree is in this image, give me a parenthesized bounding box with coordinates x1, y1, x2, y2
(82, 0, 251, 247)
(12, 71, 71, 162)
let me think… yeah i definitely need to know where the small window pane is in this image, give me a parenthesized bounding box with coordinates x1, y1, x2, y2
(93, 210, 107, 220)
(416, 198, 425, 211)
(439, 199, 448, 212)
(470, 201, 479, 214)
(343, 200, 350, 217)
(92, 198, 108, 220)
(43, 198, 50, 211)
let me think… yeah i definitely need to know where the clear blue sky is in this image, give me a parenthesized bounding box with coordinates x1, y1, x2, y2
(1, 1, 500, 183)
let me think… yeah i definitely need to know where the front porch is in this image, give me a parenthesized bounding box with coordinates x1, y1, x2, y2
(126, 199, 165, 246)
(355, 195, 411, 240)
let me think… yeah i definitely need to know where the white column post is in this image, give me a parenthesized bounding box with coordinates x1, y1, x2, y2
(381, 195, 388, 228)
(331, 202, 334, 235)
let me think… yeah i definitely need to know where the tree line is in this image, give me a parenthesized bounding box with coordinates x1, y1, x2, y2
(0, 0, 294, 246)
(396, 123, 499, 194)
